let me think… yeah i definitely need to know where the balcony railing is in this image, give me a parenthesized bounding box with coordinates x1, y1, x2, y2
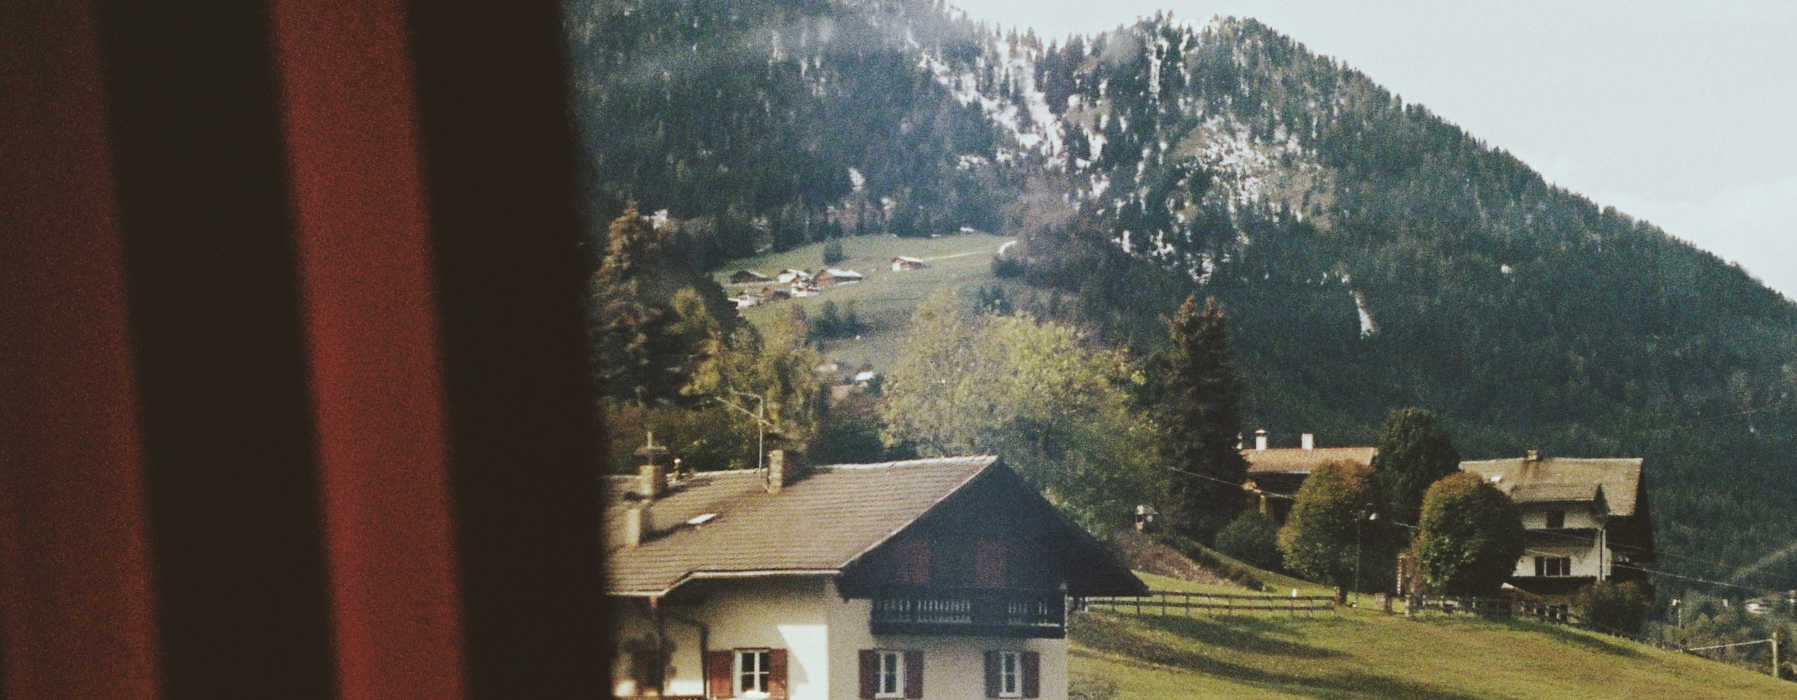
(869, 587, 1065, 638)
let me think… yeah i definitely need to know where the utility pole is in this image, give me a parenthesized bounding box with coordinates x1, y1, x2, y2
(1354, 507, 1377, 607)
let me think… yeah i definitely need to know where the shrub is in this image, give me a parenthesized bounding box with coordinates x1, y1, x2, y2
(1215, 511, 1281, 572)
(1574, 580, 1650, 635)
(821, 238, 845, 265)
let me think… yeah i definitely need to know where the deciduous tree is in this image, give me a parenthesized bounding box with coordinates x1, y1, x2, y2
(1278, 460, 1379, 600)
(1411, 472, 1524, 596)
(881, 290, 1157, 531)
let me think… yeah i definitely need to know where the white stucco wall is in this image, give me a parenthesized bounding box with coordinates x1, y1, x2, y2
(826, 580, 1068, 700)
(1512, 540, 1610, 579)
(1518, 504, 1603, 530)
(1512, 504, 1612, 580)
(611, 578, 1071, 699)
(611, 577, 833, 698)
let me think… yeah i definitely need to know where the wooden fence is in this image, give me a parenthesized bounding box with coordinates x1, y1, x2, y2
(1405, 594, 1578, 624)
(1076, 590, 1335, 617)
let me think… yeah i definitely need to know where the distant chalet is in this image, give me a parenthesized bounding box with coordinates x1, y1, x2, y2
(605, 452, 1142, 699)
(1240, 430, 1375, 525)
(729, 269, 771, 284)
(815, 268, 863, 287)
(890, 256, 928, 271)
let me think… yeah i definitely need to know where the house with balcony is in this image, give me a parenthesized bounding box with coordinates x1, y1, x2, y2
(1239, 429, 1376, 526)
(1459, 451, 1655, 602)
(604, 451, 1143, 699)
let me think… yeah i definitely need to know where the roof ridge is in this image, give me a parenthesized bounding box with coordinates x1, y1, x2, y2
(813, 455, 997, 471)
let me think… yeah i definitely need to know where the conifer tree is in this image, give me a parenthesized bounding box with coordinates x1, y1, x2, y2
(1153, 295, 1247, 541)
(1370, 408, 1461, 528)
(590, 204, 736, 406)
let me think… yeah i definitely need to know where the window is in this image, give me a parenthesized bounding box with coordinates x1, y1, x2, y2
(996, 651, 1021, 697)
(894, 539, 931, 584)
(737, 649, 771, 697)
(1534, 556, 1571, 577)
(859, 649, 920, 699)
(975, 539, 1008, 588)
(875, 650, 903, 698)
(984, 650, 1036, 698)
(1545, 509, 1565, 529)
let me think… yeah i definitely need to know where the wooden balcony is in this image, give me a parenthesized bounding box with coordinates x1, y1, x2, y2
(869, 587, 1065, 638)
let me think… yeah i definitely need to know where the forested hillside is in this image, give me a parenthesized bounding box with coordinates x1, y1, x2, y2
(566, 0, 1797, 590)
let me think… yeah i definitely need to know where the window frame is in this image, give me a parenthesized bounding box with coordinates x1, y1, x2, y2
(996, 650, 1021, 698)
(735, 648, 772, 697)
(874, 649, 905, 698)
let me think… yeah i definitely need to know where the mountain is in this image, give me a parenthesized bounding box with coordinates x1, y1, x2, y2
(566, 0, 1797, 590)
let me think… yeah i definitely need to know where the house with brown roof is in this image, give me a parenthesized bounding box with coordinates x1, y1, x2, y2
(815, 268, 864, 287)
(1239, 429, 1377, 525)
(606, 450, 1143, 699)
(890, 256, 928, 271)
(1459, 451, 1654, 602)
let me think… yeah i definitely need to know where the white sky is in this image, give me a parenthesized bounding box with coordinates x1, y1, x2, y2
(951, 0, 1797, 300)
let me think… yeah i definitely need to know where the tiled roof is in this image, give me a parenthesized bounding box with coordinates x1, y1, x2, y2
(604, 456, 996, 595)
(1243, 446, 1377, 474)
(1508, 482, 1603, 504)
(1460, 457, 1643, 517)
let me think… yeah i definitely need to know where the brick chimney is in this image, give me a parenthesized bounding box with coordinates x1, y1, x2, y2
(622, 504, 653, 548)
(767, 449, 805, 493)
(1301, 433, 1315, 451)
(1254, 428, 1269, 451)
(635, 430, 669, 500)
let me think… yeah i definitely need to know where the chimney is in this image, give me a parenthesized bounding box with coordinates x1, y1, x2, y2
(768, 450, 785, 493)
(1301, 433, 1315, 451)
(623, 504, 653, 548)
(1254, 428, 1269, 451)
(635, 431, 669, 500)
(768, 449, 806, 493)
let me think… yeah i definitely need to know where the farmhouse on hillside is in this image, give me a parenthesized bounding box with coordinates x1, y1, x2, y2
(1239, 429, 1377, 526)
(605, 451, 1144, 699)
(1459, 451, 1655, 603)
(815, 268, 864, 287)
(777, 268, 813, 284)
(729, 269, 771, 284)
(890, 256, 928, 271)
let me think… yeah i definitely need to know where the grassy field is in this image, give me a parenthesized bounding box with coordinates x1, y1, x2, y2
(714, 232, 1013, 372)
(1071, 579, 1792, 699)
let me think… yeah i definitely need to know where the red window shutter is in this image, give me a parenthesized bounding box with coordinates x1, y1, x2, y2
(975, 539, 1007, 587)
(769, 649, 789, 699)
(706, 650, 732, 699)
(859, 649, 878, 699)
(984, 650, 1001, 697)
(1022, 651, 1040, 698)
(904, 650, 924, 698)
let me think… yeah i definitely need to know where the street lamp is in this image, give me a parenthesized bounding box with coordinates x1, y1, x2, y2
(1354, 507, 1378, 607)
(715, 389, 776, 471)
